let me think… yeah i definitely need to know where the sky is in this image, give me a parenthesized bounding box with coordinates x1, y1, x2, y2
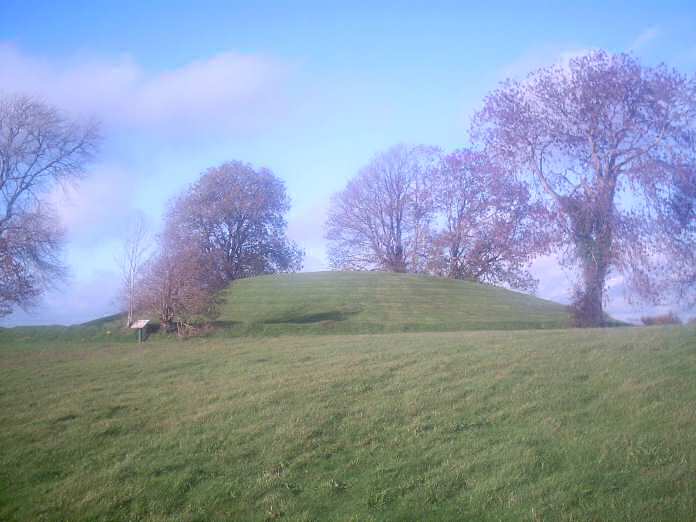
(1, 0, 695, 326)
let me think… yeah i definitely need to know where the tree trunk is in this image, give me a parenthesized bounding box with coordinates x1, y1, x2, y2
(387, 245, 407, 272)
(127, 298, 133, 327)
(574, 260, 607, 327)
(564, 185, 616, 327)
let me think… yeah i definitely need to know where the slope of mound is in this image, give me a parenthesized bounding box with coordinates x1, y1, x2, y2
(216, 271, 572, 335)
(0, 314, 133, 344)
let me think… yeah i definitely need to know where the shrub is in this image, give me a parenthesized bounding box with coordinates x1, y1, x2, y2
(641, 312, 682, 326)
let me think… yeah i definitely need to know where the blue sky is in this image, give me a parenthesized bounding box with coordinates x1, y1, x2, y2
(1, 1, 695, 325)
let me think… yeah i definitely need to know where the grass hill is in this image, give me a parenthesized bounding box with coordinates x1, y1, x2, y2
(216, 271, 572, 335)
(0, 271, 572, 342)
(1, 271, 693, 520)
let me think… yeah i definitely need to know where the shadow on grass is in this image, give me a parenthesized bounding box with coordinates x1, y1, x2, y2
(210, 320, 244, 329)
(264, 308, 362, 324)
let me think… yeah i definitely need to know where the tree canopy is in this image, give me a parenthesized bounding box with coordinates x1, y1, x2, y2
(326, 145, 547, 291)
(166, 161, 303, 284)
(429, 149, 547, 291)
(136, 161, 303, 330)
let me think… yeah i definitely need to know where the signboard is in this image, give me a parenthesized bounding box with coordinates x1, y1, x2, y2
(130, 319, 150, 329)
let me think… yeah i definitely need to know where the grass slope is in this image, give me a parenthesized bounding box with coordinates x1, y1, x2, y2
(2, 326, 695, 520)
(0, 314, 132, 344)
(217, 271, 572, 335)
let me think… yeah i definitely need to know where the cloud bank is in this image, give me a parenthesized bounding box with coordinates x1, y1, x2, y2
(0, 44, 290, 136)
(0, 43, 294, 245)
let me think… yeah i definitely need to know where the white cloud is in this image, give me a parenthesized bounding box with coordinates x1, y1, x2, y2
(0, 43, 290, 136)
(499, 46, 593, 81)
(48, 163, 139, 245)
(0, 43, 294, 248)
(500, 28, 661, 83)
(629, 26, 660, 51)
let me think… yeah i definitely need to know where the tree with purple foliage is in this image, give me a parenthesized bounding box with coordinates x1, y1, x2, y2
(472, 50, 696, 326)
(327, 145, 548, 291)
(165, 161, 304, 285)
(429, 149, 547, 292)
(136, 161, 303, 332)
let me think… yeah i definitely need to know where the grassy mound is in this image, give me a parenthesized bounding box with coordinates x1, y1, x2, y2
(1, 326, 695, 520)
(216, 271, 572, 335)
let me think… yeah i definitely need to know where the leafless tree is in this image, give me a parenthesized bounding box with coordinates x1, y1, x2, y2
(472, 51, 696, 326)
(0, 95, 99, 317)
(135, 237, 217, 334)
(429, 149, 547, 291)
(326, 144, 439, 272)
(118, 214, 149, 326)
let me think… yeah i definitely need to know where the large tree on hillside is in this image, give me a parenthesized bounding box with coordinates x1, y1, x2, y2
(137, 161, 302, 332)
(165, 161, 303, 285)
(326, 144, 438, 272)
(429, 149, 547, 291)
(0, 95, 99, 317)
(472, 51, 696, 326)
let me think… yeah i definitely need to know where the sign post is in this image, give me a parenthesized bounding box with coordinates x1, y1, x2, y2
(130, 319, 150, 343)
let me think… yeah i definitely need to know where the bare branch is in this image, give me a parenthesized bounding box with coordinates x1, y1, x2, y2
(0, 94, 100, 317)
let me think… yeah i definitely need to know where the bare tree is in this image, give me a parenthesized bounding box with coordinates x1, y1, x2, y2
(118, 214, 149, 326)
(429, 149, 547, 291)
(326, 144, 438, 272)
(0, 95, 99, 317)
(165, 161, 303, 285)
(472, 51, 696, 326)
(135, 238, 217, 334)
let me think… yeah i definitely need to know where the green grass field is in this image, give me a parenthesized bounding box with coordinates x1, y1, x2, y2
(1, 273, 694, 521)
(216, 272, 573, 335)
